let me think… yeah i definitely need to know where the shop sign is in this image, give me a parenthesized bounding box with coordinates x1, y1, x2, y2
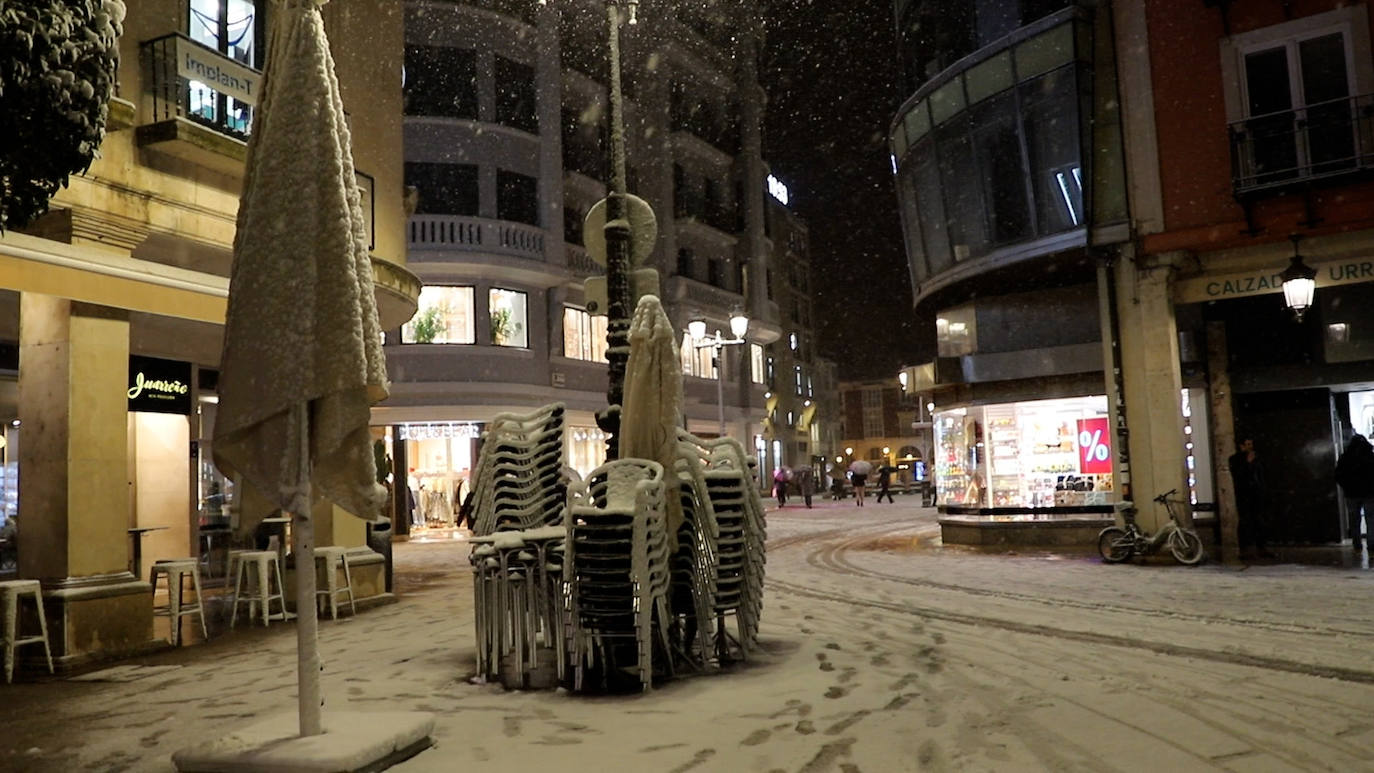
(1076, 418, 1112, 474)
(174, 36, 259, 106)
(399, 422, 480, 441)
(1175, 257, 1374, 303)
(127, 356, 192, 415)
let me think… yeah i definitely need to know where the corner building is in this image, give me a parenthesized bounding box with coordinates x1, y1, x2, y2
(382, 0, 825, 533)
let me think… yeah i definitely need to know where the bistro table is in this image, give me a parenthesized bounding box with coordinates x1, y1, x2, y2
(127, 526, 169, 579)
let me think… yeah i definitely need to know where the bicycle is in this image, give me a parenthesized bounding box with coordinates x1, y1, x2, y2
(1098, 489, 1206, 565)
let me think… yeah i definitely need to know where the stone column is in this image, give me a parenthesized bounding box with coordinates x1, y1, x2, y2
(18, 294, 153, 667)
(1113, 254, 1189, 531)
(1206, 320, 1241, 562)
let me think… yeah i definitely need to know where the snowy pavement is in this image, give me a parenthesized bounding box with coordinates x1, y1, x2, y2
(3, 498, 1373, 772)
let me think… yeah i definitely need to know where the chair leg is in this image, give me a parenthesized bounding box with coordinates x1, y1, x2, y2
(258, 560, 270, 626)
(191, 567, 208, 642)
(34, 593, 53, 674)
(168, 571, 182, 647)
(230, 561, 245, 628)
(341, 554, 355, 617)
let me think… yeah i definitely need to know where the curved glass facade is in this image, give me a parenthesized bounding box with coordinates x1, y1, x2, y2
(891, 9, 1094, 287)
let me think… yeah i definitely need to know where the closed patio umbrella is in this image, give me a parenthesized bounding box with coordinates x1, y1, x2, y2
(620, 294, 683, 543)
(211, 0, 386, 738)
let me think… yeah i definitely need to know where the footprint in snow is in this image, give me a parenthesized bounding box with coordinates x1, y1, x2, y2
(740, 728, 772, 746)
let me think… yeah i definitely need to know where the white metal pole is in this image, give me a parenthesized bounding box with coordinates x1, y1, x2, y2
(291, 402, 322, 737)
(715, 345, 726, 437)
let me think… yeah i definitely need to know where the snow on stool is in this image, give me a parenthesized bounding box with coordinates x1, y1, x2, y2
(313, 546, 356, 620)
(1, 579, 53, 683)
(230, 550, 291, 627)
(149, 559, 209, 647)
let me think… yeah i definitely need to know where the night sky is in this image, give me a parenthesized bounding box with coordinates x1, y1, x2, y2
(761, 0, 918, 380)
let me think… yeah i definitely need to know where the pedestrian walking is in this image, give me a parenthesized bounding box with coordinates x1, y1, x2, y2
(1229, 436, 1274, 558)
(1336, 432, 1374, 550)
(875, 465, 895, 504)
(794, 466, 816, 509)
(848, 459, 872, 507)
(773, 466, 791, 508)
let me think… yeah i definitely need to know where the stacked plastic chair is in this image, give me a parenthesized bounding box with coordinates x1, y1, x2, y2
(565, 459, 673, 692)
(468, 402, 569, 687)
(697, 436, 767, 661)
(668, 431, 721, 669)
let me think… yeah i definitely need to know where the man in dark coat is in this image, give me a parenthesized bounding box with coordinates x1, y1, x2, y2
(875, 465, 896, 504)
(1335, 433, 1374, 550)
(1229, 437, 1273, 558)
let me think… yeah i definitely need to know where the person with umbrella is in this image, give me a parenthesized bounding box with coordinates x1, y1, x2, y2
(848, 459, 873, 507)
(773, 465, 791, 508)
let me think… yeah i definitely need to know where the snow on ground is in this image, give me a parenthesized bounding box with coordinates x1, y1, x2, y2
(3, 498, 1373, 772)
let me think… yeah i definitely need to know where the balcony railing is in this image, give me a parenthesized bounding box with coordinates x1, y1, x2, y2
(1230, 93, 1374, 195)
(566, 244, 603, 277)
(141, 34, 261, 140)
(408, 215, 546, 261)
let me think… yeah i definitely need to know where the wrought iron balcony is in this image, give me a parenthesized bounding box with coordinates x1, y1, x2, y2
(1230, 93, 1374, 195)
(140, 34, 260, 141)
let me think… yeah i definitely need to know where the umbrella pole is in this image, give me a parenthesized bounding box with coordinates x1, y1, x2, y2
(290, 402, 323, 737)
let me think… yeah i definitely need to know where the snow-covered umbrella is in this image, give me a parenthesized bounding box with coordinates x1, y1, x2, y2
(848, 459, 874, 477)
(620, 294, 683, 543)
(212, 0, 386, 738)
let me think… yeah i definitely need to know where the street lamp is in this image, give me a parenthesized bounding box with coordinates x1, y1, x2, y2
(1281, 234, 1317, 321)
(541, 0, 641, 459)
(690, 312, 750, 437)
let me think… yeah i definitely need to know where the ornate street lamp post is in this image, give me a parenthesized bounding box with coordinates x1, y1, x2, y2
(690, 312, 750, 437)
(1281, 234, 1318, 321)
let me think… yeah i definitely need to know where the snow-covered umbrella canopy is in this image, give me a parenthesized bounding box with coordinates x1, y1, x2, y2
(211, 0, 386, 737)
(620, 295, 683, 543)
(848, 459, 874, 476)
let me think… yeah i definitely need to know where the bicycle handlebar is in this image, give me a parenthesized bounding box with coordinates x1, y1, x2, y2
(1153, 489, 1177, 503)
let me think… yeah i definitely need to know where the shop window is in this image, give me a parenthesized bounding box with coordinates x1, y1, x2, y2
(563, 306, 607, 362)
(403, 45, 478, 119)
(680, 332, 716, 379)
(750, 343, 765, 384)
(402, 286, 475, 344)
(405, 163, 478, 216)
(187, 0, 262, 135)
(495, 55, 537, 133)
(497, 170, 539, 226)
(489, 288, 528, 348)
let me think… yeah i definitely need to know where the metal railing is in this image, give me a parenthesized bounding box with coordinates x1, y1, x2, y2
(141, 33, 260, 140)
(408, 214, 546, 261)
(1230, 93, 1374, 194)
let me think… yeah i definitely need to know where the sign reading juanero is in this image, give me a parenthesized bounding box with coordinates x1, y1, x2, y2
(128, 356, 193, 415)
(175, 36, 259, 107)
(1176, 257, 1374, 304)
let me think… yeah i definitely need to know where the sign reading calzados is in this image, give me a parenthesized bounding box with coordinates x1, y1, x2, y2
(175, 36, 259, 107)
(1175, 257, 1374, 304)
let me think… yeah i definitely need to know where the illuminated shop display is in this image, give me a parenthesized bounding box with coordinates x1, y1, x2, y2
(934, 396, 1117, 509)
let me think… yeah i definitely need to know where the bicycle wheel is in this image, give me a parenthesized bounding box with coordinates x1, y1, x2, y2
(1168, 529, 1205, 565)
(1098, 526, 1133, 563)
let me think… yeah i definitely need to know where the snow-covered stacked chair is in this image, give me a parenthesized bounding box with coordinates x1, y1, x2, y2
(471, 402, 567, 536)
(565, 459, 673, 692)
(668, 431, 722, 669)
(698, 437, 767, 661)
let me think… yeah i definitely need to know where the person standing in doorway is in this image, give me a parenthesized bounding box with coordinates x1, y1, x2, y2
(875, 465, 895, 504)
(1229, 437, 1274, 558)
(1335, 433, 1374, 550)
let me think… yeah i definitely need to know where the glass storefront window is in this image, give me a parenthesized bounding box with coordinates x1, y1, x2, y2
(935, 395, 1116, 509)
(567, 426, 607, 480)
(489, 288, 528, 348)
(403, 286, 475, 344)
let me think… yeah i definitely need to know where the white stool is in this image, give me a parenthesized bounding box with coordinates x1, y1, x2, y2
(314, 546, 356, 620)
(1, 580, 53, 683)
(230, 550, 291, 627)
(149, 559, 209, 647)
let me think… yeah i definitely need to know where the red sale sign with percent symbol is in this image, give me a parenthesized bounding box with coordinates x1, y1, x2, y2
(1076, 418, 1112, 474)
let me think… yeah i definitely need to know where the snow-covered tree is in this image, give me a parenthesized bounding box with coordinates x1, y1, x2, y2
(0, 0, 125, 231)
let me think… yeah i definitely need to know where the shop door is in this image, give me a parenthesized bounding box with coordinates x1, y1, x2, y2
(1235, 389, 1342, 543)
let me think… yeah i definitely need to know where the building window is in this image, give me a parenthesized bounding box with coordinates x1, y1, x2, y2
(862, 387, 884, 438)
(497, 170, 539, 226)
(750, 343, 765, 384)
(677, 248, 694, 279)
(489, 288, 528, 348)
(795, 365, 804, 396)
(187, 0, 261, 135)
(1223, 7, 1373, 192)
(402, 286, 475, 344)
(707, 258, 724, 288)
(680, 333, 716, 379)
(495, 55, 537, 133)
(405, 163, 478, 216)
(563, 306, 607, 362)
(403, 45, 478, 119)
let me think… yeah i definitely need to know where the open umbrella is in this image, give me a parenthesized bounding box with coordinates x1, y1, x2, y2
(620, 295, 683, 543)
(848, 459, 874, 477)
(212, 0, 386, 738)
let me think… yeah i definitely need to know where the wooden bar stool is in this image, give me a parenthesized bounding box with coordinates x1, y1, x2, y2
(230, 550, 291, 627)
(313, 546, 356, 619)
(149, 559, 209, 646)
(1, 580, 53, 683)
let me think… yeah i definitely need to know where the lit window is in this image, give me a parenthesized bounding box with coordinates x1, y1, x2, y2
(563, 306, 608, 362)
(750, 343, 765, 384)
(401, 286, 475, 344)
(489, 288, 528, 348)
(680, 332, 716, 379)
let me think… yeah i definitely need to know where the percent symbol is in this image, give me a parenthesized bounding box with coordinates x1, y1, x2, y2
(1078, 429, 1110, 462)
